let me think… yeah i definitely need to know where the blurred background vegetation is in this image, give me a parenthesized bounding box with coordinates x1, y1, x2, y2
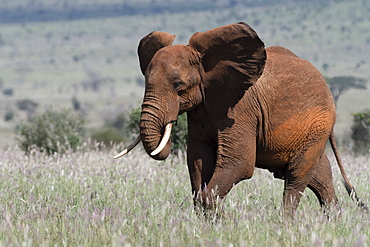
(0, 0, 369, 154)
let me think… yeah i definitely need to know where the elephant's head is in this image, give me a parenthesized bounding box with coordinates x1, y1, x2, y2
(114, 22, 266, 160)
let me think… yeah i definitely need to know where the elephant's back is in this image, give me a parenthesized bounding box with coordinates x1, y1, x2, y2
(250, 46, 336, 163)
(266, 46, 300, 58)
(256, 46, 335, 116)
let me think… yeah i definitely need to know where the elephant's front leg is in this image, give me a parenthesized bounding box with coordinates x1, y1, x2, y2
(188, 130, 257, 212)
(203, 143, 256, 210)
(186, 138, 217, 208)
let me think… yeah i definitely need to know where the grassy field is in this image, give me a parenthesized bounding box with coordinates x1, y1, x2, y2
(0, 145, 369, 246)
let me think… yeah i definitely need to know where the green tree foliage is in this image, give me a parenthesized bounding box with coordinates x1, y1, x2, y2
(71, 97, 82, 112)
(17, 109, 86, 154)
(326, 76, 367, 106)
(126, 107, 141, 135)
(4, 110, 14, 122)
(351, 110, 370, 155)
(171, 114, 188, 153)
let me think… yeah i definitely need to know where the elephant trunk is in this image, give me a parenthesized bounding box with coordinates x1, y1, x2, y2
(140, 94, 178, 160)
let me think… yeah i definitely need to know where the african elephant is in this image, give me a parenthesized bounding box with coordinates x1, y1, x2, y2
(115, 22, 365, 215)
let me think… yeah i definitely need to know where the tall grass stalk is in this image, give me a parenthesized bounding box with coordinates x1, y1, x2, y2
(0, 145, 369, 246)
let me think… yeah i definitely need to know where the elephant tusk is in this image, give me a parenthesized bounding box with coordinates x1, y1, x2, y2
(150, 123, 173, 156)
(113, 134, 141, 159)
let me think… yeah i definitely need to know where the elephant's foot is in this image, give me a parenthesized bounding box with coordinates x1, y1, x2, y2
(282, 187, 305, 218)
(193, 188, 224, 220)
(322, 203, 342, 221)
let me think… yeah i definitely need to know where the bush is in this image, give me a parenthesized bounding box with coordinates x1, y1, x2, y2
(4, 110, 14, 121)
(90, 127, 126, 146)
(351, 110, 370, 155)
(71, 97, 82, 111)
(109, 112, 129, 131)
(3, 88, 14, 96)
(171, 114, 188, 153)
(17, 109, 86, 154)
(90, 111, 135, 147)
(16, 99, 38, 111)
(126, 107, 141, 135)
(16, 99, 39, 120)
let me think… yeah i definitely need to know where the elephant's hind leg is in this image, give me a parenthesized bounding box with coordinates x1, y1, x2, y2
(282, 173, 310, 217)
(307, 154, 339, 208)
(282, 143, 328, 216)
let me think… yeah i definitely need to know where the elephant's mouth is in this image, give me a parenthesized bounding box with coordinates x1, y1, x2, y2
(148, 122, 173, 156)
(113, 122, 173, 159)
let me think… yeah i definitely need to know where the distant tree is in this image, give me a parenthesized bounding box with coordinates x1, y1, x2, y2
(3, 88, 14, 96)
(4, 110, 14, 122)
(16, 99, 38, 111)
(322, 63, 329, 72)
(351, 110, 370, 155)
(16, 99, 39, 120)
(136, 76, 145, 87)
(71, 97, 81, 111)
(0, 34, 4, 46)
(326, 76, 367, 106)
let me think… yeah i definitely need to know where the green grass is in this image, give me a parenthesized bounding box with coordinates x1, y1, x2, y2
(0, 146, 369, 246)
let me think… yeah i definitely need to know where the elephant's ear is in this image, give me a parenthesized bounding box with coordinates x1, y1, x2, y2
(138, 31, 176, 75)
(188, 22, 266, 90)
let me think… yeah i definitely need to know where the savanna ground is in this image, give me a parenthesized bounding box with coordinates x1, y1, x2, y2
(0, 144, 369, 246)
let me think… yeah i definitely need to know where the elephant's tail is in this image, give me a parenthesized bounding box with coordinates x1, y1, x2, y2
(329, 132, 368, 210)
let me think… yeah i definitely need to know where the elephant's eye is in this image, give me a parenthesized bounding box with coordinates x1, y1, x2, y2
(173, 79, 185, 91)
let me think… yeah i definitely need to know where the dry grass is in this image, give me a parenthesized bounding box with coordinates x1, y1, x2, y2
(0, 145, 369, 246)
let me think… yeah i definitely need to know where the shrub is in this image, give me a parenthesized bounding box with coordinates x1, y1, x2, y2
(90, 127, 126, 146)
(109, 112, 129, 131)
(90, 111, 133, 147)
(71, 97, 82, 111)
(17, 109, 86, 154)
(16, 99, 38, 111)
(351, 110, 370, 155)
(4, 110, 14, 121)
(16, 99, 38, 120)
(136, 76, 145, 87)
(3, 88, 14, 96)
(126, 107, 141, 135)
(171, 114, 188, 153)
